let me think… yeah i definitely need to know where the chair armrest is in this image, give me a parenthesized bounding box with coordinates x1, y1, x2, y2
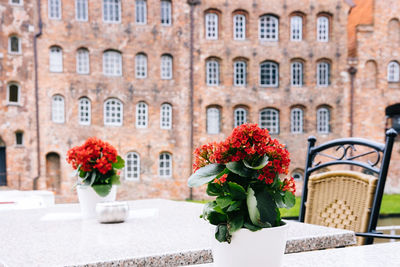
(355, 232, 400, 239)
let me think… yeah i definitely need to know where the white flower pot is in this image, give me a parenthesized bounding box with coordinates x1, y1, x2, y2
(212, 222, 288, 267)
(77, 185, 117, 219)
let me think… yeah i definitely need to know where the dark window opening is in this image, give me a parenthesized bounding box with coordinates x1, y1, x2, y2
(9, 85, 19, 103)
(15, 132, 23, 146)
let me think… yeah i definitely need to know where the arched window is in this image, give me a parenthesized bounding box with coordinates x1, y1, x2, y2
(291, 61, 303, 87)
(8, 35, 21, 54)
(234, 60, 246, 86)
(125, 152, 140, 181)
(76, 48, 90, 74)
(159, 152, 172, 178)
(161, 0, 171, 26)
(7, 83, 20, 104)
(259, 15, 279, 41)
(103, 50, 122, 76)
(234, 108, 247, 127)
(290, 15, 303, 41)
(387, 61, 400, 82)
(161, 54, 173, 79)
(78, 97, 91, 125)
(260, 61, 279, 87)
(317, 61, 330, 87)
(104, 98, 123, 126)
(207, 107, 220, 134)
(317, 16, 329, 42)
(233, 14, 246, 40)
(75, 0, 88, 21)
(206, 59, 220, 86)
(259, 108, 279, 134)
(317, 107, 330, 134)
(135, 53, 147, 78)
(136, 0, 147, 24)
(136, 101, 148, 128)
(49, 46, 63, 72)
(48, 0, 61, 19)
(52, 95, 65, 123)
(15, 131, 24, 146)
(103, 0, 121, 23)
(290, 108, 303, 133)
(205, 12, 218, 40)
(292, 170, 303, 181)
(160, 103, 172, 129)
(10, 0, 23, 5)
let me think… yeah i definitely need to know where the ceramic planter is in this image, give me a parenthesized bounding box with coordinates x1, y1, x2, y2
(77, 185, 117, 219)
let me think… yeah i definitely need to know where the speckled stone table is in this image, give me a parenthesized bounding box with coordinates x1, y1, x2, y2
(0, 199, 356, 267)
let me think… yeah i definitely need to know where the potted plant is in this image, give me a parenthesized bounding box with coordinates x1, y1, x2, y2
(67, 137, 125, 219)
(188, 124, 295, 267)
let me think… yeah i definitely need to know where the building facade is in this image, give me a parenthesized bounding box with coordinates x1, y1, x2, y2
(1, 0, 399, 202)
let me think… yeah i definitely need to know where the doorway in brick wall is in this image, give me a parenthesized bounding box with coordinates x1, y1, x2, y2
(46, 152, 61, 193)
(0, 138, 6, 186)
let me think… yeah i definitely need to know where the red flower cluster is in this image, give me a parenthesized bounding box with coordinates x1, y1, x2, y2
(67, 137, 118, 174)
(282, 177, 296, 194)
(193, 124, 291, 186)
(213, 174, 228, 185)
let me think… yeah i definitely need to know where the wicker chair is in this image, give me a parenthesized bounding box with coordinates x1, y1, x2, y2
(299, 129, 399, 245)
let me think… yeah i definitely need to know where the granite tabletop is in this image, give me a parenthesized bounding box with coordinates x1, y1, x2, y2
(0, 199, 356, 267)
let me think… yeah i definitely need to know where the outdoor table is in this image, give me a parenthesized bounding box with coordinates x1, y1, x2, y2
(0, 199, 356, 267)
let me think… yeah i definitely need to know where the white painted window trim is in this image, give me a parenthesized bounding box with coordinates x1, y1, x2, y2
(52, 95, 65, 124)
(317, 107, 330, 134)
(103, 0, 121, 23)
(161, 55, 173, 80)
(8, 35, 21, 54)
(6, 83, 21, 105)
(234, 60, 246, 86)
(259, 15, 279, 41)
(160, 103, 172, 130)
(259, 108, 279, 134)
(125, 152, 140, 181)
(207, 107, 220, 134)
(317, 16, 329, 42)
(233, 14, 246, 40)
(206, 59, 220, 86)
(78, 97, 91, 125)
(205, 13, 218, 40)
(48, 0, 62, 20)
(9, 0, 23, 6)
(159, 152, 172, 178)
(317, 61, 330, 87)
(260, 61, 279, 87)
(234, 108, 247, 127)
(49, 46, 63, 73)
(75, 0, 88, 21)
(135, 0, 147, 24)
(290, 16, 302, 41)
(136, 102, 148, 128)
(290, 108, 303, 134)
(291, 61, 303, 87)
(292, 172, 303, 181)
(135, 53, 147, 78)
(103, 50, 122, 76)
(76, 48, 90, 74)
(104, 98, 123, 126)
(387, 61, 400, 82)
(161, 0, 172, 26)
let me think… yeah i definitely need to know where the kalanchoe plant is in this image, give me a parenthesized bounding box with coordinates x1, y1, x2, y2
(188, 124, 296, 243)
(67, 137, 125, 197)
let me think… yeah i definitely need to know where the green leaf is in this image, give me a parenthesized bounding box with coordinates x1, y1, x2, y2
(228, 215, 244, 234)
(92, 184, 112, 197)
(254, 187, 278, 227)
(243, 155, 269, 170)
(243, 222, 262, 232)
(247, 186, 273, 228)
(203, 202, 227, 225)
(274, 191, 285, 209)
(110, 174, 121, 185)
(283, 191, 296, 209)
(226, 200, 242, 212)
(226, 161, 256, 177)
(216, 196, 233, 209)
(206, 182, 223, 197)
(188, 163, 225, 187)
(215, 224, 231, 243)
(112, 156, 125, 169)
(228, 182, 247, 200)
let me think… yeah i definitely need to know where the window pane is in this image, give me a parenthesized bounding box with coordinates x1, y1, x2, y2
(317, 62, 330, 86)
(104, 98, 123, 126)
(291, 108, 303, 133)
(161, 55, 173, 79)
(136, 102, 148, 128)
(291, 62, 303, 86)
(103, 0, 121, 22)
(103, 51, 122, 76)
(161, 0, 171, 25)
(317, 108, 330, 133)
(136, 0, 147, 24)
(135, 53, 147, 78)
(260, 62, 278, 87)
(9, 36, 20, 53)
(76, 0, 88, 21)
(206, 60, 219, 86)
(78, 98, 91, 125)
(159, 153, 172, 178)
(259, 109, 279, 134)
(259, 15, 278, 41)
(50, 46, 63, 72)
(290, 16, 302, 41)
(317, 16, 329, 42)
(160, 104, 172, 129)
(234, 14, 246, 40)
(77, 48, 90, 74)
(52, 95, 65, 123)
(49, 0, 61, 19)
(234, 61, 246, 86)
(234, 108, 247, 127)
(126, 152, 140, 180)
(8, 85, 19, 103)
(207, 107, 220, 134)
(205, 13, 218, 40)
(388, 62, 400, 82)
(15, 132, 23, 145)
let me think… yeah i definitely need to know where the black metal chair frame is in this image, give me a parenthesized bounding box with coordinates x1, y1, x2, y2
(299, 128, 399, 245)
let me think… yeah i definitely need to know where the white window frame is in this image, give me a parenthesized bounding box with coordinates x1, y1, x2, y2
(260, 61, 279, 87)
(49, 46, 63, 72)
(103, 0, 121, 23)
(103, 50, 122, 76)
(160, 103, 172, 130)
(136, 101, 148, 128)
(8, 35, 21, 54)
(78, 97, 91, 125)
(259, 15, 279, 41)
(9, 0, 23, 6)
(291, 61, 303, 87)
(290, 108, 303, 134)
(161, 0, 172, 26)
(207, 107, 220, 134)
(52, 95, 65, 124)
(387, 61, 400, 82)
(159, 152, 172, 178)
(135, 0, 147, 24)
(234, 60, 246, 86)
(317, 61, 330, 87)
(125, 152, 140, 181)
(205, 13, 218, 40)
(317, 107, 330, 134)
(292, 172, 303, 181)
(48, 0, 62, 20)
(104, 98, 123, 126)
(317, 16, 329, 42)
(233, 14, 246, 40)
(7, 83, 20, 105)
(234, 108, 247, 127)
(76, 48, 90, 74)
(161, 55, 173, 79)
(259, 108, 279, 134)
(206, 59, 220, 86)
(135, 53, 147, 78)
(290, 15, 302, 41)
(75, 0, 88, 21)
